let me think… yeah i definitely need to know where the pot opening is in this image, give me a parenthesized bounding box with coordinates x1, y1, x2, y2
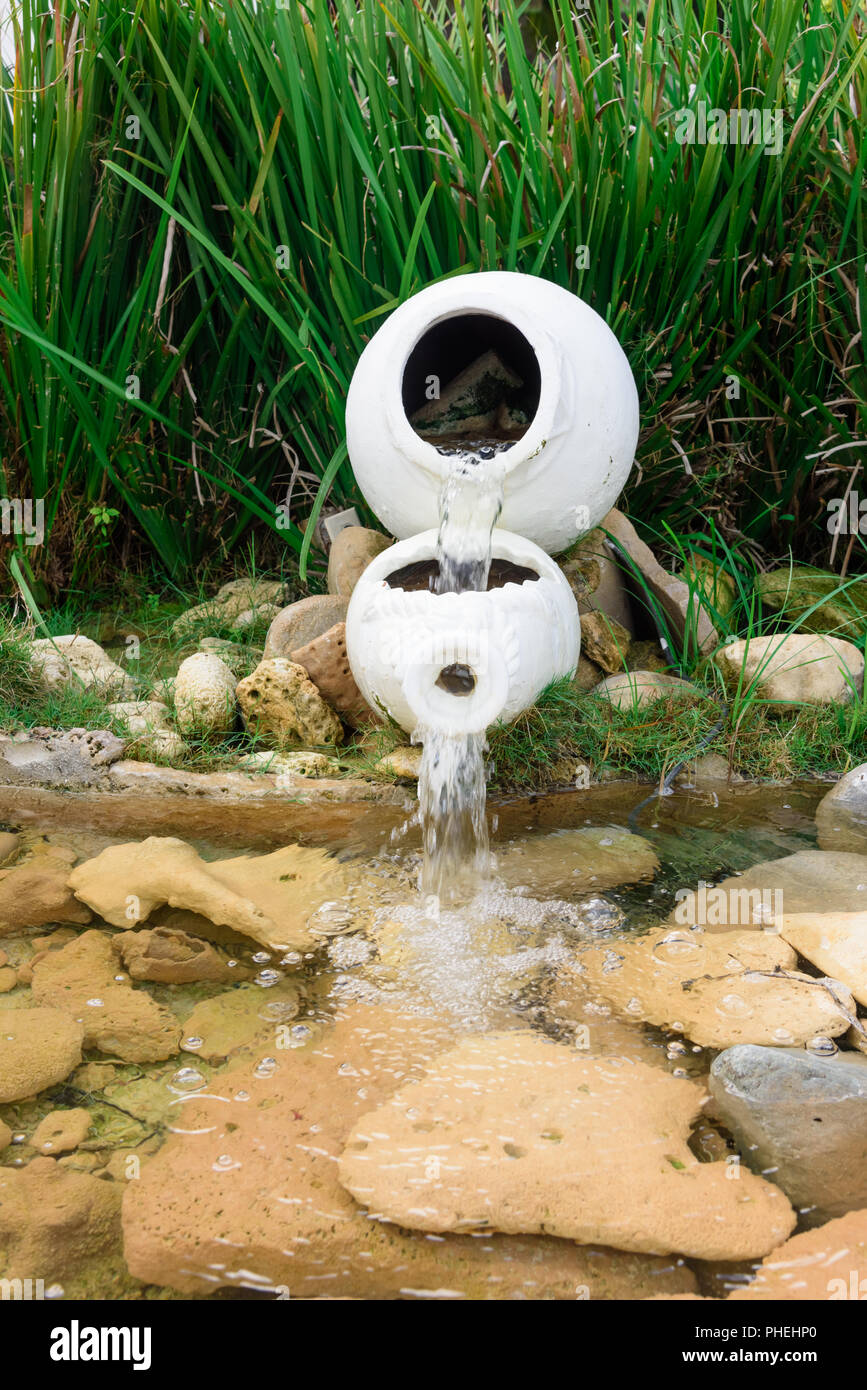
(401, 312, 541, 452)
(436, 663, 476, 696)
(385, 557, 540, 592)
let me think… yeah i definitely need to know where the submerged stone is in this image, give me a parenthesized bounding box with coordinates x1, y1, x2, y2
(337, 1032, 795, 1259)
(779, 910, 867, 1006)
(568, 925, 852, 1049)
(730, 1209, 867, 1301)
(30, 930, 180, 1063)
(495, 826, 658, 895)
(815, 764, 867, 853)
(0, 1006, 84, 1102)
(68, 836, 352, 954)
(122, 1007, 697, 1299)
(709, 1044, 867, 1226)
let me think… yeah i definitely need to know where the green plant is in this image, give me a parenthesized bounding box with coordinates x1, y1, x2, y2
(2, 0, 863, 587)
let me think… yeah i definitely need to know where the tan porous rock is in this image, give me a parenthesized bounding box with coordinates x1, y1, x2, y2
(376, 746, 422, 780)
(32, 1108, 92, 1155)
(568, 925, 853, 1048)
(112, 926, 239, 985)
(495, 826, 658, 896)
(0, 1156, 123, 1288)
(236, 658, 343, 748)
(30, 930, 180, 1064)
(730, 1210, 867, 1300)
(779, 911, 867, 1007)
(290, 622, 373, 726)
(180, 982, 301, 1061)
(121, 1006, 698, 1299)
(579, 611, 631, 673)
(0, 1007, 84, 1102)
(337, 1032, 795, 1259)
(665, 850, 867, 932)
(0, 856, 92, 935)
(68, 836, 351, 954)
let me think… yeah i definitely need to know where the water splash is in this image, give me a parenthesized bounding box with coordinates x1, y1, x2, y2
(416, 444, 506, 902)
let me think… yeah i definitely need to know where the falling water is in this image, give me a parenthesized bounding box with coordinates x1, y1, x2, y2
(416, 440, 509, 904)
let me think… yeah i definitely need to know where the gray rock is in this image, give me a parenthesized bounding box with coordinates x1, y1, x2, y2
(263, 594, 348, 660)
(709, 1044, 867, 1225)
(816, 764, 867, 853)
(0, 726, 124, 787)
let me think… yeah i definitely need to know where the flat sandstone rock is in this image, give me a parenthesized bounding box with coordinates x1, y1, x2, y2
(337, 1032, 795, 1260)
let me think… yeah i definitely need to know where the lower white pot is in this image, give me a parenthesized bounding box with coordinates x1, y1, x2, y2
(345, 529, 580, 736)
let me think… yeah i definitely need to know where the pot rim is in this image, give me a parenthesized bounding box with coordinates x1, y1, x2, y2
(384, 292, 561, 481)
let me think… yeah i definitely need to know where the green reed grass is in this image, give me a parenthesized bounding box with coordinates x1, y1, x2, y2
(0, 0, 864, 589)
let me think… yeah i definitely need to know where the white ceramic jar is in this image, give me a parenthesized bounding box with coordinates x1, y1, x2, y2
(345, 528, 580, 735)
(345, 270, 638, 555)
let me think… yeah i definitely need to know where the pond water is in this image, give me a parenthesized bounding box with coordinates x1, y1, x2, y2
(0, 780, 846, 1301)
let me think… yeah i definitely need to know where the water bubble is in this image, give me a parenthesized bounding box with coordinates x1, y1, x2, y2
(280, 951, 303, 967)
(601, 950, 624, 975)
(806, 1035, 838, 1056)
(181, 1036, 203, 1052)
(113, 974, 128, 983)
(625, 997, 643, 1016)
(169, 1066, 206, 1093)
(227, 959, 239, 969)
(652, 931, 701, 965)
(772, 1027, 793, 1044)
(234, 1090, 250, 1102)
(11, 1133, 26, 1145)
(44, 1284, 64, 1299)
(252, 951, 271, 964)
(254, 969, 282, 988)
(284, 1023, 314, 1048)
(86, 997, 104, 1007)
(258, 999, 299, 1023)
(308, 901, 355, 937)
(254, 1057, 278, 1078)
(666, 1041, 688, 1059)
(212, 1154, 238, 1171)
(717, 993, 751, 1018)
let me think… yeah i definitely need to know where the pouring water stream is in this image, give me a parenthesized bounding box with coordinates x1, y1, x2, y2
(415, 441, 509, 904)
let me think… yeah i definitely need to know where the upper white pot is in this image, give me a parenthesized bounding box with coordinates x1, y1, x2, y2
(345, 271, 639, 555)
(345, 528, 580, 735)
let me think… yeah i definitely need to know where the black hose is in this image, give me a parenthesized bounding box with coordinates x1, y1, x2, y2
(627, 692, 729, 833)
